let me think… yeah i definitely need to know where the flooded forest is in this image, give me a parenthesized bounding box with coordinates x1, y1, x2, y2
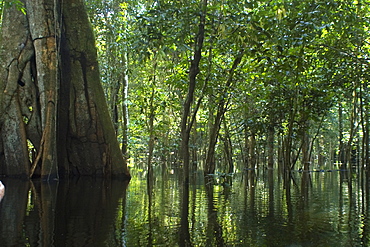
(0, 0, 370, 246)
(89, 0, 370, 245)
(85, 0, 370, 175)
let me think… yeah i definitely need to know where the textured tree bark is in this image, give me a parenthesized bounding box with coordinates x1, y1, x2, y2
(0, 1, 33, 177)
(0, 0, 130, 180)
(26, 0, 59, 180)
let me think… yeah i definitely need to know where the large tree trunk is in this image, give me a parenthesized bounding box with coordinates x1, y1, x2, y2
(0, 0, 130, 180)
(0, 1, 34, 177)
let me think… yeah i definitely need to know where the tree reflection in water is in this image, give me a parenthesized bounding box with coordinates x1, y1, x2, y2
(1, 166, 370, 246)
(125, 166, 370, 246)
(0, 177, 128, 246)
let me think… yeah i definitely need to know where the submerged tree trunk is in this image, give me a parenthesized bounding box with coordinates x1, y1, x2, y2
(301, 124, 311, 171)
(222, 121, 233, 174)
(0, 0, 130, 180)
(248, 131, 257, 169)
(267, 123, 275, 169)
(284, 96, 298, 170)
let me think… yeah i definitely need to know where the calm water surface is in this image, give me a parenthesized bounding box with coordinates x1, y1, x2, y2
(0, 166, 369, 246)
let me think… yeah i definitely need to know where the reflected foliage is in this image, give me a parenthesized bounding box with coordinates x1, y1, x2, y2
(123, 166, 370, 246)
(1, 166, 370, 246)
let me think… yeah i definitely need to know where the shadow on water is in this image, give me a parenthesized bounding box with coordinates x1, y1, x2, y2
(0, 177, 128, 247)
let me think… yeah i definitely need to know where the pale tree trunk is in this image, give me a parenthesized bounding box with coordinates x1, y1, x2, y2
(121, 52, 129, 163)
(0, 0, 130, 180)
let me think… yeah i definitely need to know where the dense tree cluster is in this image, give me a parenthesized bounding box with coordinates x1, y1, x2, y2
(87, 0, 370, 176)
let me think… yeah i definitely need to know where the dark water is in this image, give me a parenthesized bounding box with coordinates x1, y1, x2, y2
(0, 166, 369, 246)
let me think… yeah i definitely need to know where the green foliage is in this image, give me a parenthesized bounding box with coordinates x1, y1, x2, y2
(0, 0, 25, 28)
(0, 0, 25, 15)
(86, 0, 370, 169)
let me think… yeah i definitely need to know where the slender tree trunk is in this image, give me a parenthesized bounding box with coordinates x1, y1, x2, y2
(205, 103, 224, 175)
(121, 52, 129, 164)
(316, 138, 324, 166)
(267, 123, 275, 169)
(285, 96, 298, 170)
(249, 131, 257, 169)
(204, 50, 244, 176)
(223, 121, 233, 174)
(277, 135, 284, 172)
(180, 0, 207, 183)
(360, 81, 369, 169)
(110, 82, 120, 134)
(338, 102, 345, 165)
(365, 114, 370, 168)
(244, 127, 249, 167)
(191, 119, 198, 169)
(147, 65, 156, 168)
(104, 9, 120, 134)
(345, 90, 359, 168)
(301, 124, 311, 171)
